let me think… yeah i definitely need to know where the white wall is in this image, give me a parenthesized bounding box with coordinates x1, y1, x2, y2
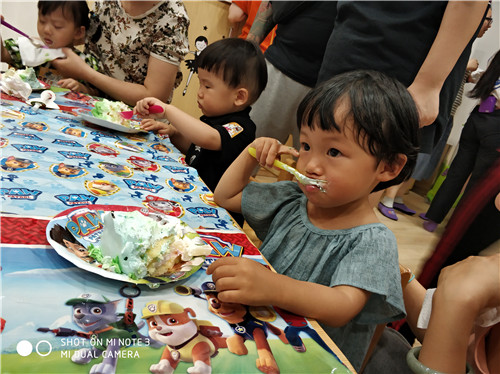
(1, 1, 39, 71)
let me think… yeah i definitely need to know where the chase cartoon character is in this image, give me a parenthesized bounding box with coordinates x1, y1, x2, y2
(62, 126, 85, 137)
(142, 300, 227, 374)
(168, 178, 195, 193)
(51, 163, 87, 178)
(21, 121, 47, 131)
(49, 224, 95, 263)
(1, 156, 37, 172)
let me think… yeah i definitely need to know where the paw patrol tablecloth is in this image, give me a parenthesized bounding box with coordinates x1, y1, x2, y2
(1, 91, 236, 230)
(0, 216, 353, 374)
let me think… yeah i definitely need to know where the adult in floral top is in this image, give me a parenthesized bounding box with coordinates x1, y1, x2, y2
(52, 0, 190, 106)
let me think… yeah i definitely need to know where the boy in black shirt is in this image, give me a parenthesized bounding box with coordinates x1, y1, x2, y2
(135, 38, 267, 226)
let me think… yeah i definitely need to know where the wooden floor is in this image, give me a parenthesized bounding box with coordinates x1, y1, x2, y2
(243, 167, 499, 276)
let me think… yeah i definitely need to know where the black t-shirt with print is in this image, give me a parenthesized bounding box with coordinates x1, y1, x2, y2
(186, 107, 255, 194)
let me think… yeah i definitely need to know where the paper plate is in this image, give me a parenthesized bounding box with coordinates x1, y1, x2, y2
(46, 205, 212, 288)
(79, 113, 146, 134)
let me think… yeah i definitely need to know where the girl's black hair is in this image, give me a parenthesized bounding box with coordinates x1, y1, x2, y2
(468, 49, 500, 101)
(196, 38, 267, 104)
(38, 1, 90, 29)
(297, 70, 420, 191)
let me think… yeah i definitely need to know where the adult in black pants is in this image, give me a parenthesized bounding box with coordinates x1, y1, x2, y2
(419, 50, 500, 282)
(394, 50, 500, 349)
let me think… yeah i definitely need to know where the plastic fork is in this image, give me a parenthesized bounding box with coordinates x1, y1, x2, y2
(120, 105, 164, 119)
(1, 19, 48, 48)
(248, 147, 327, 192)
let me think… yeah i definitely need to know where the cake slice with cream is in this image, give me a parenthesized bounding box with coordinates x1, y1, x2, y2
(90, 210, 211, 280)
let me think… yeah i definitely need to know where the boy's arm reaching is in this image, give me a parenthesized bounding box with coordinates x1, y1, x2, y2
(207, 257, 370, 327)
(135, 97, 221, 151)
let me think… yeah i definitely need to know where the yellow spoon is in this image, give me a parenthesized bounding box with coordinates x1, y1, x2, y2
(248, 147, 327, 192)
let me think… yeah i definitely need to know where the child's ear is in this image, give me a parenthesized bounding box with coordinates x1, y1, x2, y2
(377, 154, 407, 182)
(233, 88, 249, 107)
(73, 26, 86, 45)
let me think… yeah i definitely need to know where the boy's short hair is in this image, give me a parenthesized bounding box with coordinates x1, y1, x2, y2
(196, 38, 267, 105)
(297, 70, 420, 191)
(38, 1, 90, 29)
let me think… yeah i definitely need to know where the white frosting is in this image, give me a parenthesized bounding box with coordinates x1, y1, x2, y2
(98, 211, 211, 278)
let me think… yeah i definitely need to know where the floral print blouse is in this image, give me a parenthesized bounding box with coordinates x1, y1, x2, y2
(86, 0, 190, 97)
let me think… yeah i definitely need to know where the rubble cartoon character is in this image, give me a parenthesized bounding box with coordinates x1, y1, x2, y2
(142, 300, 227, 374)
(200, 282, 288, 374)
(85, 180, 120, 196)
(37, 292, 149, 374)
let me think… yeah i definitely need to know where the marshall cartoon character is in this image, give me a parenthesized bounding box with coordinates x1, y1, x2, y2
(142, 300, 227, 374)
(127, 156, 160, 172)
(38, 292, 151, 374)
(143, 195, 184, 218)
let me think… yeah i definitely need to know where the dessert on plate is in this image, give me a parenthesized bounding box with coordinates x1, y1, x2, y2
(91, 99, 135, 128)
(88, 210, 212, 280)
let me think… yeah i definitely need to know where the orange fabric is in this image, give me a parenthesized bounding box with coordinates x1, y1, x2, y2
(232, 1, 276, 53)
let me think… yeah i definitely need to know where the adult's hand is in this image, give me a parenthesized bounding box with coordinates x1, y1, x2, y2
(436, 254, 500, 312)
(407, 1, 489, 128)
(407, 82, 440, 127)
(51, 48, 92, 81)
(419, 254, 500, 373)
(52, 48, 179, 107)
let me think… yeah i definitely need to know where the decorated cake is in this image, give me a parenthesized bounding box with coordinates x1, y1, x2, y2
(88, 211, 212, 280)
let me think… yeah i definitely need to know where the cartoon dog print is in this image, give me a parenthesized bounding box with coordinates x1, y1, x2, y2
(142, 300, 227, 374)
